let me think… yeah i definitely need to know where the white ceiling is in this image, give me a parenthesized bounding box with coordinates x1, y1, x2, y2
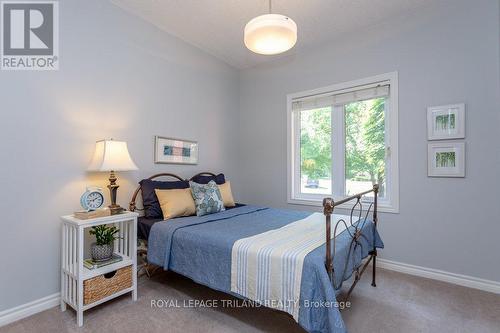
(111, 0, 436, 69)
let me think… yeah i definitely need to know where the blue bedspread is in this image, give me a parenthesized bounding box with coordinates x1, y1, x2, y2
(148, 205, 384, 333)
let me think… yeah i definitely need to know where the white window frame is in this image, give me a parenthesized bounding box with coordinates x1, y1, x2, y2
(287, 72, 399, 213)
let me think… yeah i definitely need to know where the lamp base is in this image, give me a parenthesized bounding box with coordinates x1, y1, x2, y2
(108, 204, 125, 215)
(107, 170, 125, 215)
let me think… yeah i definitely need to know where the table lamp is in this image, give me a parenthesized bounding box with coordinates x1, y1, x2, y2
(88, 139, 138, 215)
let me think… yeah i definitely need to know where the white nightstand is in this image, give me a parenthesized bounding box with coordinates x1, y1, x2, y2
(60, 211, 138, 327)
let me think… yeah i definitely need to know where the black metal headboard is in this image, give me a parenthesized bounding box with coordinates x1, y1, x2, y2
(129, 172, 218, 212)
(189, 172, 216, 180)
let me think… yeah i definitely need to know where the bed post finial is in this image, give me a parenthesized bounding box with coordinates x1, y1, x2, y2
(323, 198, 334, 281)
(323, 197, 334, 215)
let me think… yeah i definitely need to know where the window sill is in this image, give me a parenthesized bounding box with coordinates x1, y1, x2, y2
(287, 197, 399, 214)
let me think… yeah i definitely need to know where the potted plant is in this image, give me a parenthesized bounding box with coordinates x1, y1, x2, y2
(89, 225, 120, 262)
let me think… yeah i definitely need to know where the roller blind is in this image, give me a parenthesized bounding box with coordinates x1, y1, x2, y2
(292, 83, 390, 111)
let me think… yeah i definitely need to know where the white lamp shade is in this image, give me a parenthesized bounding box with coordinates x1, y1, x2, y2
(244, 14, 297, 55)
(88, 140, 138, 172)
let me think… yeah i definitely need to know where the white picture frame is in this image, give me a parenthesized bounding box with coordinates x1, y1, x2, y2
(427, 142, 465, 177)
(427, 103, 465, 140)
(154, 136, 198, 165)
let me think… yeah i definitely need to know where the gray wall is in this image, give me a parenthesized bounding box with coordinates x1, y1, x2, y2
(0, 0, 239, 311)
(236, 0, 500, 282)
(1, 0, 499, 315)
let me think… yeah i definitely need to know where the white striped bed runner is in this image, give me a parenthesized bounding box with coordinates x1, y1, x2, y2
(231, 213, 350, 320)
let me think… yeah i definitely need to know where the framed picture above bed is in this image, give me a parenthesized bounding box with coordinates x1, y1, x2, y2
(427, 141, 465, 177)
(427, 103, 465, 140)
(154, 136, 198, 165)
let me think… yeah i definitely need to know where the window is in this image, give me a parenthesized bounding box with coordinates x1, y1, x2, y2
(287, 72, 399, 212)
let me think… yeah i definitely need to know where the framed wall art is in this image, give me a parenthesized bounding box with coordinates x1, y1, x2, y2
(427, 141, 465, 177)
(154, 136, 198, 165)
(427, 103, 465, 140)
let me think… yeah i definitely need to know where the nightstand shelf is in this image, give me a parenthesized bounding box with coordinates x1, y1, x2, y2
(60, 211, 138, 327)
(82, 258, 133, 280)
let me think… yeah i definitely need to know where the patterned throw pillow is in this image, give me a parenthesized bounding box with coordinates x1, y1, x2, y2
(189, 180, 226, 216)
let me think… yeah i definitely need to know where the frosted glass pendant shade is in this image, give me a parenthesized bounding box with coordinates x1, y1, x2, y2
(244, 14, 297, 55)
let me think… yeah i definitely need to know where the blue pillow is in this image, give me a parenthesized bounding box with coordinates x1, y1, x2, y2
(140, 179, 189, 218)
(189, 181, 225, 216)
(190, 173, 225, 185)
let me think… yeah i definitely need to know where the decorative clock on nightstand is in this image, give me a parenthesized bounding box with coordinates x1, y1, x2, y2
(80, 187, 104, 211)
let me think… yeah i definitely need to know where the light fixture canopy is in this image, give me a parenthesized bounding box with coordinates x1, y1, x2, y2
(244, 10, 297, 55)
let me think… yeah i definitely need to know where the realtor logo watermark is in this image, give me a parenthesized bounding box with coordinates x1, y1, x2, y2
(1, 1, 59, 70)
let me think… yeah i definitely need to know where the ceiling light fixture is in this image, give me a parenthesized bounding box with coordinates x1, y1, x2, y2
(244, 0, 297, 55)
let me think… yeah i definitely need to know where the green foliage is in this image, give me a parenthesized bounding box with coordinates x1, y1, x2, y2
(89, 225, 120, 246)
(300, 107, 332, 180)
(345, 98, 386, 195)
(299, 98, 386, 195)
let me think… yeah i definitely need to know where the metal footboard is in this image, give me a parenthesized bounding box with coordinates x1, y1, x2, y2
(322, 184, 379, 301)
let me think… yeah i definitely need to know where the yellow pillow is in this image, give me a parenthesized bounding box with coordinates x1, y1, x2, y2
(155, 188, 196, 220)
(218, 181, 236, 207)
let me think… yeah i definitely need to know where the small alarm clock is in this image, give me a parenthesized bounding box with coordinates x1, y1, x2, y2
(80, 187, 105, 211)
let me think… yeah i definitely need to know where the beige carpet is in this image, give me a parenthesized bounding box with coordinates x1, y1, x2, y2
(2, 268, 499, 333)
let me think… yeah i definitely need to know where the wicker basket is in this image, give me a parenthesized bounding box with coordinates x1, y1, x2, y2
(83, 265, 132, 305)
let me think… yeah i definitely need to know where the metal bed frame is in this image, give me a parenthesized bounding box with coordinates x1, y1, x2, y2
(129, 172, 380, 301)
(323, 184, 379, 302)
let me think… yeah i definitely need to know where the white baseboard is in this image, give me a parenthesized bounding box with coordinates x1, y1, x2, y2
(378, 258, 500, 294)
(0, 293, 60, 327)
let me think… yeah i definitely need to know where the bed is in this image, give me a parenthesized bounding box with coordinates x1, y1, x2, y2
(129, 172, 384, 333)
